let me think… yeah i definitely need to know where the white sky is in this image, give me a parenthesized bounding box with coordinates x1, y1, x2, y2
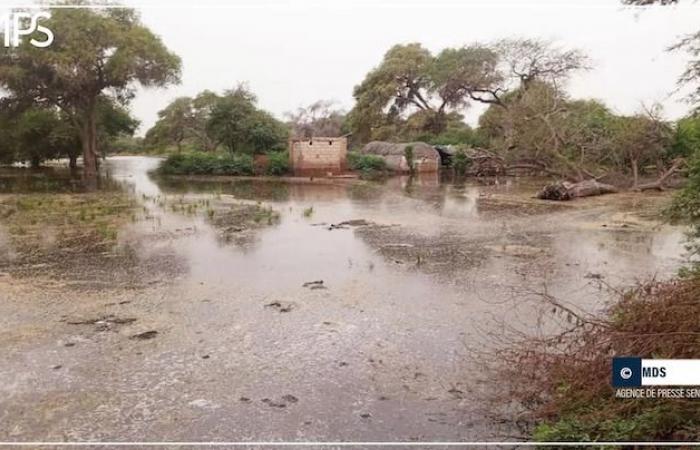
(3, 0, 700, 134)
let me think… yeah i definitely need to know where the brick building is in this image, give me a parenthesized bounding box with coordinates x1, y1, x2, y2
(289, 137, 348, 176)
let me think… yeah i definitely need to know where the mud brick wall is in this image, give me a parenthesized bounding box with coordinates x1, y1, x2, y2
(289, 137, 347, 175)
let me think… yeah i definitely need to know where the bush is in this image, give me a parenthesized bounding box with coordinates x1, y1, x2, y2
(404, 145, 415, 174)
(347, 152, 387, 172)
(452, 150, 471, 175)
(486, 276, 700, 442)
(669, 153, 700, 271)
(159, 152, 254, 176)
(266, 151, 290, 176)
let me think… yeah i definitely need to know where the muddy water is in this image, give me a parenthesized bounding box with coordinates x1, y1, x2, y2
(0, 156, 687, 443)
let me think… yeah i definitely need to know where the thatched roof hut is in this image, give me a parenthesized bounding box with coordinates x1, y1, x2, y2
(360, 141, 440, 172)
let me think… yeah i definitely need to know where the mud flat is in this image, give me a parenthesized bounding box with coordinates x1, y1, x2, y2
(0, 156, 686, 441)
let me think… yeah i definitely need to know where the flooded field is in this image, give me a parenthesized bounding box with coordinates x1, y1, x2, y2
(0, 156, 687, 442)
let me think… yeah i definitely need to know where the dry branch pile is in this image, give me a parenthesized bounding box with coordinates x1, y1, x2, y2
(479, 276, 700, 441)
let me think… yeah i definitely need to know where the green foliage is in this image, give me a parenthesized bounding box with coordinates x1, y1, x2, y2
(671, 114, 700, 159)
(159, 152, 254, 176)
(348, 39, 587, 145)
(266, 151, 290, 176)
(205, 86, 288, 155)
(347, 152, 387, 172)
(348, 42, 500, 141)
(403, 145, 415, 173)
(452, 150, 471, 175)
(246, 110, 288, 154)
(669, 151, 700, 269)
(534, 403, 700, 442)
(147, 87, 288, 155)
(0, 6, 181, 176)
(0, 98, 140, 167)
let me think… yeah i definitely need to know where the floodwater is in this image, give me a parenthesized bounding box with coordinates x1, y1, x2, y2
(0, 156, 687, 443)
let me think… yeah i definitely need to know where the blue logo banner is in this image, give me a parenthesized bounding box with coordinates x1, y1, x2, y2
(612, 356, 642, 387)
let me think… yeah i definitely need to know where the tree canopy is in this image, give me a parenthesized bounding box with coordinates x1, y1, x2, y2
(347, 39, 588, 142)
(0, 6, 181, 182)
(144, 86, 288, 155)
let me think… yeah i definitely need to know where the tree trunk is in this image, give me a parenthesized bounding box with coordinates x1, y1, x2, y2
(80, 103, 99, 189)
(537, 179, 618, 201)
(631, 159, 639, 188)
(69, 153, 78, 170)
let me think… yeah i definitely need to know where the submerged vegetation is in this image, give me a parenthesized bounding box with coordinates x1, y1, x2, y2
(347, 152, 388, 177)
(158, 152, 255, 176)
(0, 189, 139, 281)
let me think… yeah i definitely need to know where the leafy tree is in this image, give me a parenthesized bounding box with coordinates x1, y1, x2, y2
(672, 114, 700, 159)
(479, 82, 623, 180)
(348, 39, 587, 144)
(206, 86, 287, 154)
(246, 110, 288, 153)
(0, 6, 181, 184)
(0, 107, 65, 168)
(348, 43, 499, 140)
(611, 108, 673, 187)
(145, 91, 219, 152)
(206, 87, 258, 154)
(145, 97, 192, 152)
(96, 99, 140, 158)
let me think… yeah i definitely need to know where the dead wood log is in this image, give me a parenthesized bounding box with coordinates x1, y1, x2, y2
(633, 158, 686, 192)
(537, 179, 618, 201)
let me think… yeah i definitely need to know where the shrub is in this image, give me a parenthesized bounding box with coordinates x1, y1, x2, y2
(669, 152, 700, 271)
(404, 145, 414, 174)
(159, 152, 254, 176)
(347, 152, 387, 172)
(452, 150, 470, 175)
(266, 151, 290, 176)
(483, 276, 700, 442)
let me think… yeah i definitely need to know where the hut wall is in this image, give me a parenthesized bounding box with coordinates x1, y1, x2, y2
(289, 137, 347, 176)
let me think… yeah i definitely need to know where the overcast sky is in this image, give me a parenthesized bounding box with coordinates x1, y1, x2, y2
(4, 0, 700, 133)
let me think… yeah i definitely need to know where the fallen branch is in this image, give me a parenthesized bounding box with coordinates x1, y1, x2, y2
(633, 158, 686, 192)
(537, 179, 618, 201)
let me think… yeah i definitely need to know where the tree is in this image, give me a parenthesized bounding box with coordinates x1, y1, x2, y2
(246, 110, 288, 154)
(348, 43, 500, 140)
(206, 87, 258, 154)
(205, 86, 288, 154)
(478, 81, 630, 181)
(0, 107, 65, 168)
(286, 100, 346, 138)
(0, 6, 181, 185)
(145, 97, 192, 152)
(348, 39, 587, 144)
(95, 98, 140, 159)
(144, 91, 220, 152)
(0, 98, 138, 169)
(611, 107, 673, 188)
(672, 114, 700, 159)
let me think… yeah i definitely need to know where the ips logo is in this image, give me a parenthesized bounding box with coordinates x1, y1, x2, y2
(2, 12, 54, 48)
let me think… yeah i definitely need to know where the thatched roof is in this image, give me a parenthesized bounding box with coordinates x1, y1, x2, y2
(360, 141, 438, 159)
